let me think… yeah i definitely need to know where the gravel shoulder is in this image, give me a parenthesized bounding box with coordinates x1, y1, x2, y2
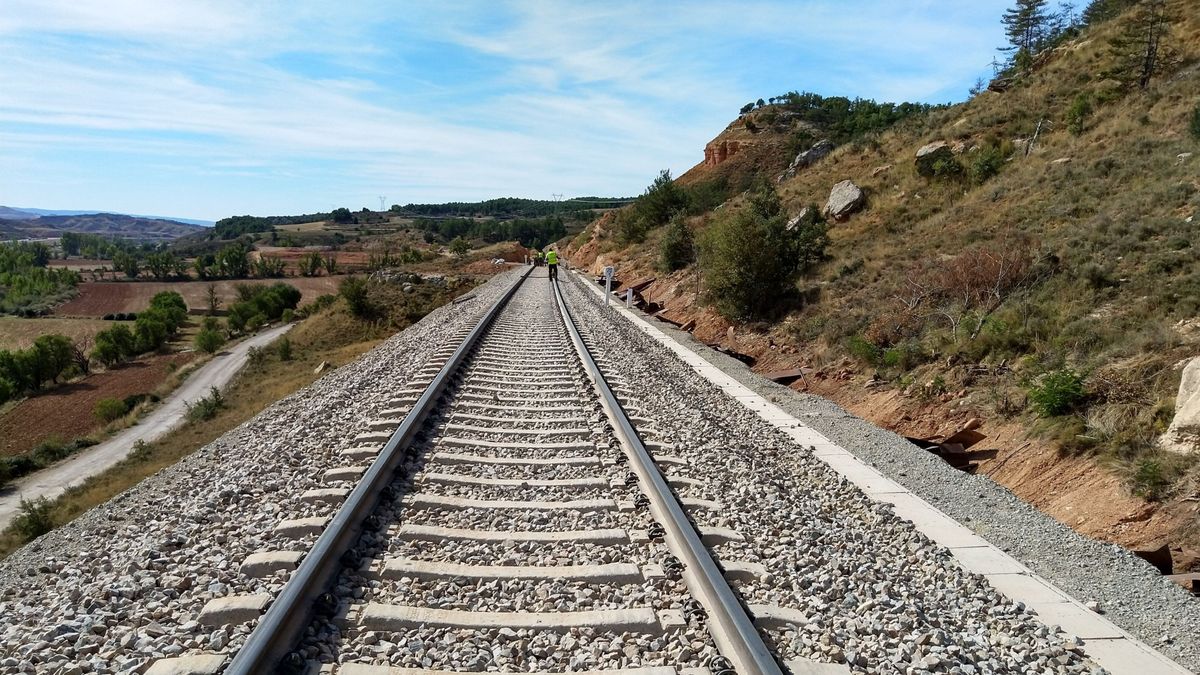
(562, 270, 1200, 671)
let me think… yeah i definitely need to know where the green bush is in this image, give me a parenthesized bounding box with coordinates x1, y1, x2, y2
(1028, 368, 1086, 417)
(194, 328, 226, 354)
(94, 398, 129, 423)
(1190, 101, 1200, 141)
(339, 276, 374, 318)
(185, 386, 225, 422)
(13, 497, 55, 541)
(698, 186, 828, 321)
(276, 337, 293, 361)
(658, 215, 695, 272)
(1130, 457, 1174, 500)
(228, 283, 301, 332)
(1066, 93, 1093, 135)
(847, 335, 883, 366)
(969, 145, 1004, 185)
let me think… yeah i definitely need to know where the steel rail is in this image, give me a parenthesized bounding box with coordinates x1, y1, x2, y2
(551, 275, 784, 675)
(225, 266, 533, 675)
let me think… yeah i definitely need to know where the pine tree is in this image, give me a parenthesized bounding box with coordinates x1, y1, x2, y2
(1105, 0, 1175, 89)
(1001, 0, 1051, 57)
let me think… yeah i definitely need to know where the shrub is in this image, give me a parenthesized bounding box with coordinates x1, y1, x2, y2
(1130, 457, 1173, 500)
(449, 236, 471, 258)
(31, 438, 74, 464)
(246, 346, 267, 368)
(969, 145, 1004, 185)
(1190, 101, 1200, 141)
(281, 308, 295, 323)
(228, 283, 301, 332)
(1066, 93, 1092, 135)
(658, 215, 695, 272)
(185, 386, 225, 422)
(13, 497, 55, 541)
(194, 328, 226, 354)
(1028, 368, 1086, 417)
(339, 276, 374, 318)
(276, 337, 293, 361)
(698, 186, 828, 321)
(847, 335, 883, 366)
(94, 398, 129, 423)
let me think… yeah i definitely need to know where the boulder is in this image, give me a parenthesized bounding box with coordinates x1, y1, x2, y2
(792, 139, 835, 169)
(822, 180, 865, 222)
(915, 141, 954, 177)
(1160, 356, 1200, 454)
(785, 206, 817, 232)
(780, 139, 835, 180)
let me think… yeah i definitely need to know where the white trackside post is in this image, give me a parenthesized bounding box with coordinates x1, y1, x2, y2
(625, 289, 632, 307)
(603, 266, 614, 306)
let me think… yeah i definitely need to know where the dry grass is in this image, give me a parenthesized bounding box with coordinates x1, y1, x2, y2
(0, 316, 113, 350)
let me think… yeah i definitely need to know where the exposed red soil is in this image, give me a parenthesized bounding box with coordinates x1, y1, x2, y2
(54, 278, 343, 317)
(0, 351, 195, 457)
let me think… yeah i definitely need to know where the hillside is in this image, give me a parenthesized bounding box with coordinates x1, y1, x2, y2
(567, 2, 1200, 569)
(0, 212, 205, 241)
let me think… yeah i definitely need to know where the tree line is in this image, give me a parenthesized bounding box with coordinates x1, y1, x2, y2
(738, 92, 944, 142)
(411, 216, 569, 251)
(1, 242, 80, 315)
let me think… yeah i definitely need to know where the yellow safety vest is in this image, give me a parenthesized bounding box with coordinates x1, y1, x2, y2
(546, 251, 558, 265)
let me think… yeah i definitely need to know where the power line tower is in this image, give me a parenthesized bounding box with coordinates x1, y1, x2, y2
(378, 196, 387, 212)
(551, 193, 563, 216)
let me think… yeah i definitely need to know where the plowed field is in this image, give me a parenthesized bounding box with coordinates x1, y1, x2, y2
(0, 352, 195, 457)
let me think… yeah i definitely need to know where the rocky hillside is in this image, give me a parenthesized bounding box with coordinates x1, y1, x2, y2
(567, 1, 1200, 570)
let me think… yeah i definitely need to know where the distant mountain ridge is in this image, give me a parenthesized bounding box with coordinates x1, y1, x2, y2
(0, 205, 212, 227)
(0, 207, 208, 242)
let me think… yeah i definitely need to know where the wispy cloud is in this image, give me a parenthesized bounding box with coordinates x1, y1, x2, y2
(0, 0, 1009, 220)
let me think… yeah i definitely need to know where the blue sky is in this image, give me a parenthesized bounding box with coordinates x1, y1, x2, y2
(0, 1, 1011, 222)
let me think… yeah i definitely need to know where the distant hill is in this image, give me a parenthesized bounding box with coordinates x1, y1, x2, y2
(0, 210, 207, 242)
(0, 206, 212, 227)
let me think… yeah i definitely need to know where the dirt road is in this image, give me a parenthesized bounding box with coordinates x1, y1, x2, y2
(0, 323, 294, 529)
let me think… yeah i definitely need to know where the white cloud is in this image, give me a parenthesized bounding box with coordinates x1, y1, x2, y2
(0, 1, 1010, 218)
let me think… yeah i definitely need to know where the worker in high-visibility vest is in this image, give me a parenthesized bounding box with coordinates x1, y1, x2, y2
(546, 249, 559, 280)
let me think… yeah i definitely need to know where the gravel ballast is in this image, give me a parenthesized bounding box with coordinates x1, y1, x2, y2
(560, 269, 1199, 673)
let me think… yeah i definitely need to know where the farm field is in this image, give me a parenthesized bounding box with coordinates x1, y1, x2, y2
(53, 277, 342, 316)
(0, 316, 115, 351)
(0, 351, 195, 457)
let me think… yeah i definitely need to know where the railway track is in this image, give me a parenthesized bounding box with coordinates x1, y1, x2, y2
(220, 267, 809, 675)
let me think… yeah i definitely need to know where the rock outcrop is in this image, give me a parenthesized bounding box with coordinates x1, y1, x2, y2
(704, 140, 746, 167)
(822, 180, 865, 222)
(915, 141, 954, 177)
(1161, 356, 1200, 454)
(780, 139, 835, 181)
